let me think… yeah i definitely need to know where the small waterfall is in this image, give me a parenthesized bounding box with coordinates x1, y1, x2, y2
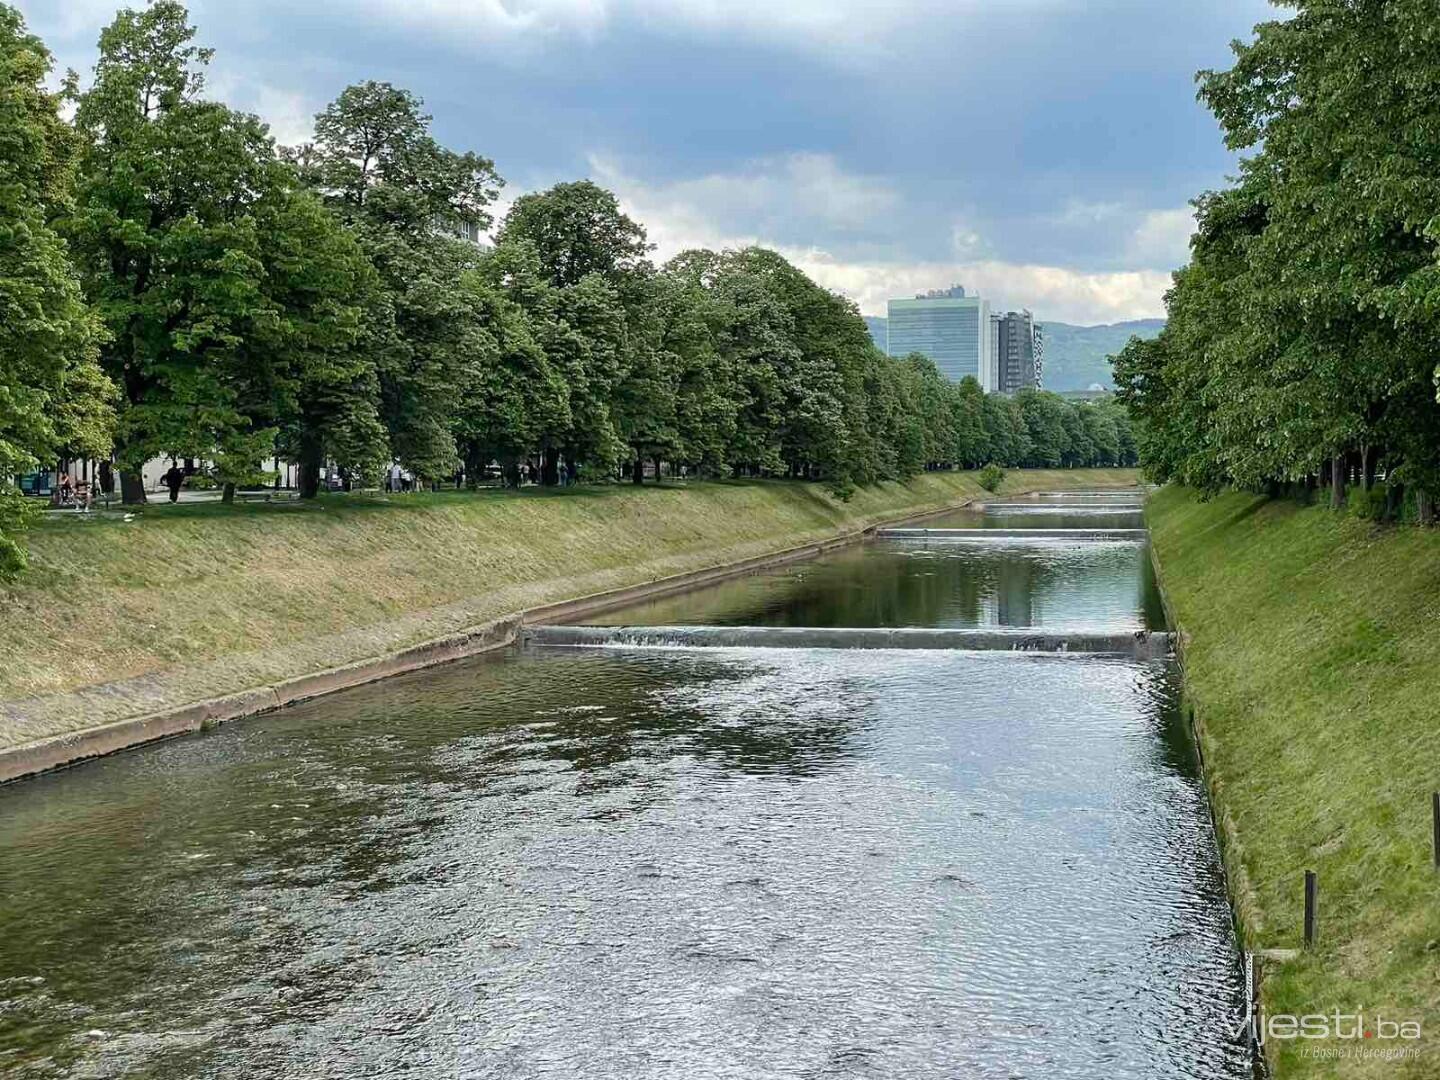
(524, 624, 1174, 658)
(877, 527, 1148, 542)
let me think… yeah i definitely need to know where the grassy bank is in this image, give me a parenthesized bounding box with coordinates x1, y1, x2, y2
(0, 469, 1136, 749)
(1148, 487, 1440, 1079)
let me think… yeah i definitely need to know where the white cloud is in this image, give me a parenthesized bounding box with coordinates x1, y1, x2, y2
(589, 152, 899, 261)
(1125, 207, 1195, 268)
(789, 253, 1170, 325)
(590, 155, 1171, 324)
(343, 0, 1056, 54)
(207, 71, 319, 148)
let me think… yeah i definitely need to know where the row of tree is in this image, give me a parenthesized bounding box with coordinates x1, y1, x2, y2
(0, 1, 1134, 576)
(1113, 0, 1440, 522)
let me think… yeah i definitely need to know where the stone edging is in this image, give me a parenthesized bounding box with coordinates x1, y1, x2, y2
(1146, 526, 1269, 1078)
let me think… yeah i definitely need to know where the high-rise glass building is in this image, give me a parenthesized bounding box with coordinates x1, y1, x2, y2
(886, 286, 995, 388)
(990, 310, 1044, 393)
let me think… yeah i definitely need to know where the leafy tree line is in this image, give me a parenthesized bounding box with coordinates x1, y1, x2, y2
(0, 2, 1133, 576)
(1114, 0, 1440, 524)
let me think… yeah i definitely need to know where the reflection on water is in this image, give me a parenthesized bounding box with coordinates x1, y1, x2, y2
(930, 505, 1148, 531)
(0, 495, 1249, 1079)
(599, 534, 1165, 631)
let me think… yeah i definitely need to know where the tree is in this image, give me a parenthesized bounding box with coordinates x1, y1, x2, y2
(949, 376, 990, 468)
(68, 1, 288, 503)
(454, 273, 569, 487)
(0, 4, 112, 573)
(1014, 389, 1071, 468)
(496, 180, 650, 289)
(300, 80, 504, 487)
(1122, 0, 1440, 515)
(255, 190, 389, 499)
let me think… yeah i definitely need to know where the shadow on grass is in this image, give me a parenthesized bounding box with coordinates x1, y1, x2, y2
(29, 478, 840, 532)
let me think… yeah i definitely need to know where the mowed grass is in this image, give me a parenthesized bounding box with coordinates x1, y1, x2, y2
(1148, 486, 1440, 1079)
(0, 469, 1136, 745)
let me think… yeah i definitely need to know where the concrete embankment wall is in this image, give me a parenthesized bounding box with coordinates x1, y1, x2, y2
(1146, 485, 1440, 1080)
(0, 469, 1140, 783)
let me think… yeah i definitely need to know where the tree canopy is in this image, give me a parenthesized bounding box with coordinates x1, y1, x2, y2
(0, 0, 1136, 577)
(1115, 0, 1440, 522)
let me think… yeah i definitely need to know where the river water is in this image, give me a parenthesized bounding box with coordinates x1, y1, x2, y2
(0, 491, 1251, 1079)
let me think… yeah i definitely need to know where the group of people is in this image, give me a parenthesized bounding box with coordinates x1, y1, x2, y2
(52, 472, 93, 511)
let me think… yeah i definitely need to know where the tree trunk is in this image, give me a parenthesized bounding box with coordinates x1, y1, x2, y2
(542, 446, 560, 487)
(298, 416, 323, 499)
(98, 460, 115, 495)
(221, 482, 236, 504)
(631, 454, 645, 485)
(1385, 481, 1404, 523)
(119, 469, 147, 505)
(1361, 445, 1376, 491)
(1418, 489, 1435, 526)
(1330, 453, 1346, 511)
(653, 456, 662, 483)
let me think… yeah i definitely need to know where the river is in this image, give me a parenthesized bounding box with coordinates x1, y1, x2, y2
(0, 490, 1251, 1079)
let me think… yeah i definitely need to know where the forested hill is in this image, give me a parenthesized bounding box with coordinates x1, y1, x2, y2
(1039, 320, 1165, 390)
(862, 317, 1165, 391)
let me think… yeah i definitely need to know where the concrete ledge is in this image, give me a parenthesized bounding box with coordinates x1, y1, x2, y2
(0, 480, 1145, 786)
(525, 624, 1174, 658)
(879, 527, 1149, 541)
(0, 704, 207, 785)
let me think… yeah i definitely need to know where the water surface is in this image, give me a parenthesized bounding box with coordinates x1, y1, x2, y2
(0, 497, 1248, 1079)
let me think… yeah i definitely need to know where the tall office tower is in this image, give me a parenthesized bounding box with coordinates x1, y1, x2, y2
(991, 310, 1043, 393)
(886, 285, 995, 388)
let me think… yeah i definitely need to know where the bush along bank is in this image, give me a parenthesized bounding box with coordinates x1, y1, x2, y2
(0, 469, 1139, 777)
(1147, 485, 1440, 1079)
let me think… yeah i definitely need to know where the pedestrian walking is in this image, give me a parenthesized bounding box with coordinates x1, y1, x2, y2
(163, 463, 185, 503)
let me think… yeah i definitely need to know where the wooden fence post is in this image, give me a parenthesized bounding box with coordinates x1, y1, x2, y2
(1303, 870, 1317, 947)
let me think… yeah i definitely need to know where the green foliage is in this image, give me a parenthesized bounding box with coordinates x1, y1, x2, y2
(0, 3, 113, 576)
(978, 463, 1005, 493)
(1347, 484, 1388, 523)
(1, 0, 1142, 576)
(497, 180, 649, 289)
(1118, 1, 1440, 514)
(68, 2, 290, 481)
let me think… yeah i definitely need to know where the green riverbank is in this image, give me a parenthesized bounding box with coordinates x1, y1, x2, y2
(0, 469, 1136, 753)
(1147, 486, 1440, 1079)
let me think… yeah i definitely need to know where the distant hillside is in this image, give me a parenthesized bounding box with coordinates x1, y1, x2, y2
(862, 315, 1162, 391)
(1038, 319, 1165, 391)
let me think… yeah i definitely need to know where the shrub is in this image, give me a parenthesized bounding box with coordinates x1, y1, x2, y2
(978, 463, 1006, 493)
(1347, 483, 1388, 521)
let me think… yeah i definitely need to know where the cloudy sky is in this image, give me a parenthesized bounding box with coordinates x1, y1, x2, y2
(26, 0, 1275, 324)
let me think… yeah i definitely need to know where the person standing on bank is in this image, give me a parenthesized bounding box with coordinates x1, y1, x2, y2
(162, 463, 185, 503)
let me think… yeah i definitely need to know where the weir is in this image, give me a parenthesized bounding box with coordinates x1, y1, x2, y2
(980, 502, 1144, 513)
(524, 623, 1174, 658)
(876, 526, 1149, 541)
(1029, 490, 1148, 499)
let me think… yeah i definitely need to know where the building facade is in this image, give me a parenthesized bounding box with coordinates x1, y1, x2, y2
(886, 286, 996, 389)
(989, 309, 1044, 394)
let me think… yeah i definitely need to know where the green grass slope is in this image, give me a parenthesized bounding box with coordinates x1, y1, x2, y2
(1148, 486, 1440, 1079)
(0, 470, 1136, 747)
